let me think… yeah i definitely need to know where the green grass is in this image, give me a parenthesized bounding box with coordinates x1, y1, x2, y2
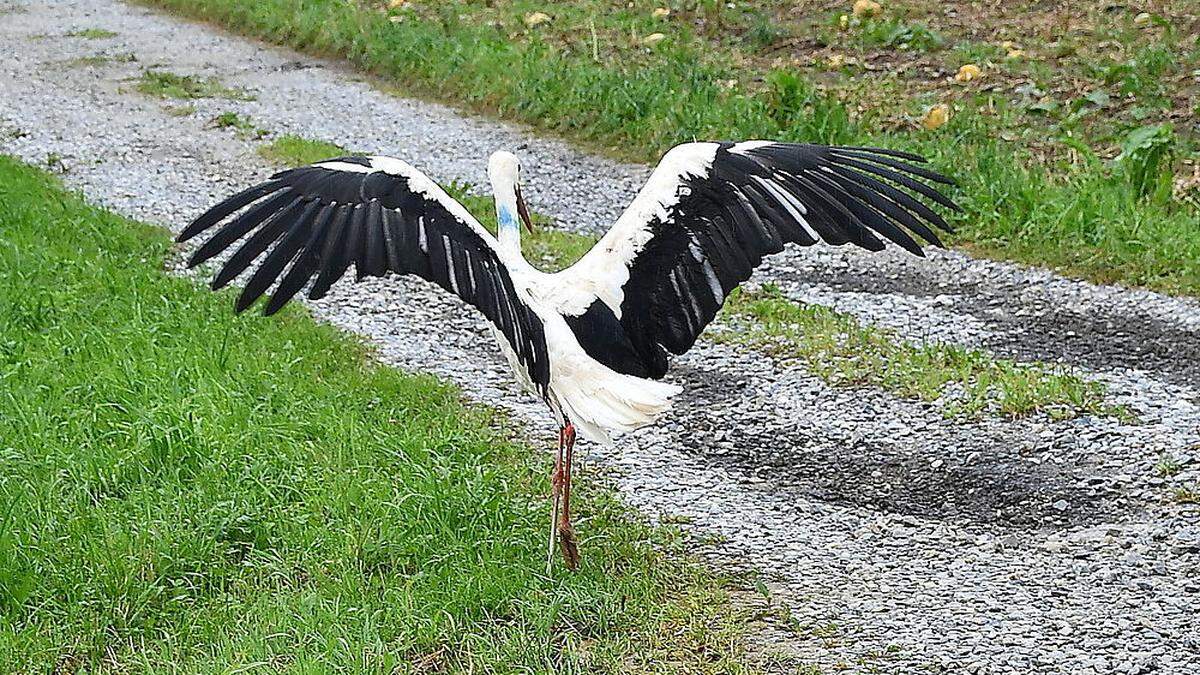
(164, 104, 196, 117)
(257, 134, 349, 165)
(135, 69, 253, 101)
(1174, 485, 1200, 505)
(715, 285, 1124, 421)
(67, 28, 118, 39)
(1155, 455, 1183, 478)
(65, 52, 137, 68)
(854, 17, 945, 52)
(211, 111, 267, 139)
(137, 0, 1200, 297)
(0, 156, 767, 672)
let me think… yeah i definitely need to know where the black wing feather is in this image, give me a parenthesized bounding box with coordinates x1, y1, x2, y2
(263, 202, 337, 315)
(188, 190, 300, 267)
(178, 180, 287, 241)
(828, 164, 953, 234)
(178, 158, 550, 396)
(576, 141, 957, 381)
(830, 148, 955, 185)
(235, 198, 323, 312)
(307, 204, 354, 301)
(210, 197, 307, 290)
(831, 156, 961, 211)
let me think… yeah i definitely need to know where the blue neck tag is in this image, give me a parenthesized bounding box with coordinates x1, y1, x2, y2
(497, 204, 518, 230)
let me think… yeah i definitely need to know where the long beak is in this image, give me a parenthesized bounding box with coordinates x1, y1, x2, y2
(515, 185, 535, 234)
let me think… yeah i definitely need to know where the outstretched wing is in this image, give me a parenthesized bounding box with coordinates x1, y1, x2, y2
(557, 141, 958, 379)
(178, 155, 549, 394)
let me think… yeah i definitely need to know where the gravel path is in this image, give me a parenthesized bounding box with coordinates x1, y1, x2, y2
(2, 1, 1199, 672)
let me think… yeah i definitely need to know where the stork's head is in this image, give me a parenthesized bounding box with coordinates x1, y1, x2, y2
(488, 150, 534, 234)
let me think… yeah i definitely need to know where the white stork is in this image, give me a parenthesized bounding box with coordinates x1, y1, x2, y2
(177, 141, 957, 569)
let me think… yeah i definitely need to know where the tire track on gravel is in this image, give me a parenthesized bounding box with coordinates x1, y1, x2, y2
(763, 253, 1200, 388)
(3, 1, 1198, 672)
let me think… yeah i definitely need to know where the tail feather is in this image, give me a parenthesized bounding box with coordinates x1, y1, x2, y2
(555, 368, 681, 445)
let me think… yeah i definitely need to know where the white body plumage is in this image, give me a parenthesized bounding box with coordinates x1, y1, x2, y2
(487, 148, 683, 443)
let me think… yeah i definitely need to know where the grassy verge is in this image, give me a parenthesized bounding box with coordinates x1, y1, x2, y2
(256, 134, 348, 165)
(66, 28, 118, 39)
(0, 156, 766, 672)
(716, 285, 1123, 420)
(136, 68, 253, 100)
(137, 0, 1200, 296)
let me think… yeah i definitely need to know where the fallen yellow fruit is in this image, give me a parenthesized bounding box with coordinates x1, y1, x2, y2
(1006, 48, 1026, 59)
(853, 0, 882, 18)
(642, 32, 666, 46)
(955, 64, 982, 82)
(652, 7, 670, 18)
(839, 14, 851, 30)
(523, 11, 552, 27)
(922, 103, 951, 130)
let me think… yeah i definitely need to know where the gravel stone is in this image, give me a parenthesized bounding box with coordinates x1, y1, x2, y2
(3, 1, 1199, 672)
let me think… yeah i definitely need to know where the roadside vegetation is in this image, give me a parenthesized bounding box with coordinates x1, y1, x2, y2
(135, 68, 253, 100)
(65, 51, 137, 68)
(256, 133, 346, 164)
(164, 103, 196, 117)
(0, 156, 770, 672)
(211, 111, 268, 139)
(66, 28, 118, 39)
(139, 0, 1200, 295)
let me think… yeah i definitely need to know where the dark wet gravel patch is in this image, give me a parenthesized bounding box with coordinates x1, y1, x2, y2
(774, 263, 1200, 387)
(675, 365, 1124, 529)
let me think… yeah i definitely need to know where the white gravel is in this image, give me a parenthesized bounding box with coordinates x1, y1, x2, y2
(2, 1, 1199, 673)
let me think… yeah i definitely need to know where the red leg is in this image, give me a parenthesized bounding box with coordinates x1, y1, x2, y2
(547, 422, 568, 569)
(551, 427, 564, 494)
(558, 423, 580, 569)
(547, 426, 564, 572)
